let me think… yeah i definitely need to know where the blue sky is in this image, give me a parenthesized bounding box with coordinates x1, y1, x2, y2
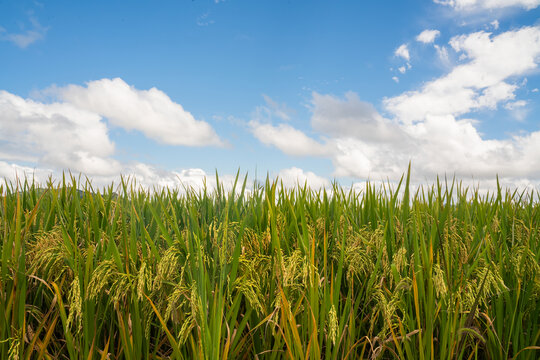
(1, 0, 540, 190)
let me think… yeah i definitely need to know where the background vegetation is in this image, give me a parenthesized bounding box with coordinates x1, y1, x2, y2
(1, 169, 539, 359)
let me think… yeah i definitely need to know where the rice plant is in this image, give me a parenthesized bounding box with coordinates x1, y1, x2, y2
(0, 169, 538, 359)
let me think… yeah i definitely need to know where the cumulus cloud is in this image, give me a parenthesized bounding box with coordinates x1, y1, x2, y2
(310, 92, 405, 143)
(296, 95, 540, 181)
(277, 167, 330, 189)
(0, 79, 229, 189)
(330, 137, 412, 179)
(0, 90, 120, 175)
(434, 0, 540, 11)
(385, 26, 540, 124)
(249, 121, 330, 156)
(57, 78, 224, 147)
(250, 25, 540, 184)
(416, 29, 440, 44)
(395, 44, 410, 61)
(246, 27, 540, 187)
(0, 16, 48, 48)
(330, 27, 540, 181)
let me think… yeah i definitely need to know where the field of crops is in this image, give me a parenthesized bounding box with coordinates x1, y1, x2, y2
(1, 171, 539, 359)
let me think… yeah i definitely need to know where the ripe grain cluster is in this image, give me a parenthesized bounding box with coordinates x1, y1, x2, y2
(1, 171, 539, 359)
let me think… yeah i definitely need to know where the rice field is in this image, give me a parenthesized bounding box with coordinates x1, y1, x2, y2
(0, 170, 539, 359)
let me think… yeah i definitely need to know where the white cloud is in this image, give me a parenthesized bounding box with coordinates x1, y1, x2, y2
(277, 167, 330, 189)
(1, 79, 229, 189)
(249, 121, 330, 156)
(385, 26, 540, 124)
(434, 44, 451, 64)
(251, 87, 540, 184)
(503, 99, 527, 110)
(330, 137, 411, 179)
(0, 90, 120, 175)
(416, 29, 440, 44)
(532, 88, 539, 92)
(504, 100, 529, 120)
(398, 66, 407, 74)
(491, 20, 500, 30)
(58, 78, 224, 147)
(395, 44, 410, 61)
(326, 104, 540, 181)
(246, 27, 540, 186)
(434, 0, 540, 10)
(249, 93, 410, 180)
(310, 92, 404, 143)
(0, 16, 48, 48)
(392, 76, 399, 83)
